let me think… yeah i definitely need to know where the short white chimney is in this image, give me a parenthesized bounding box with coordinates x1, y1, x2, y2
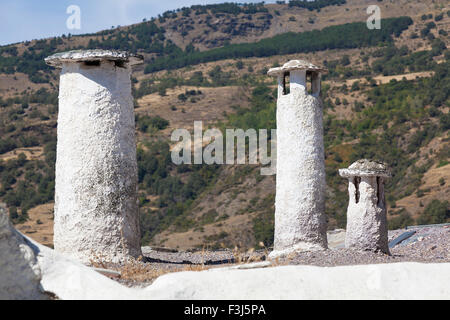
(339, 159, 391, 254)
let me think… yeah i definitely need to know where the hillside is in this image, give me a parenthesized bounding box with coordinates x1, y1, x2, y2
(0, 0, 449, 250)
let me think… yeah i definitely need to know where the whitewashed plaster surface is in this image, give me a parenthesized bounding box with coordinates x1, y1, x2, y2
(52, 59, 140, 263)
(0, 207, 47, 299)
(340, 160, 391, 253)
(270, 67, 328, 258)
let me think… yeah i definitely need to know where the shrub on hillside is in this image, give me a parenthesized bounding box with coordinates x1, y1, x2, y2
(388, 210, 414, 230)
(136, 115, 169, 132)
(417, 200, 450, 225)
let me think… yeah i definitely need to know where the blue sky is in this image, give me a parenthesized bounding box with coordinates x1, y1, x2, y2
(0, 0, 278, 46)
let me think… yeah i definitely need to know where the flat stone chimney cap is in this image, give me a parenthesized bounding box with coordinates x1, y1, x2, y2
(45, 49, 144, 68)
(267, 59, 327, 77)
(339, 159, 391, 178)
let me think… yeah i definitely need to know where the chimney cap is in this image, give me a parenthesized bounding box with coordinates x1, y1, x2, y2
(267, 59, 327, 77)
(45, 49, 144, 68)
(339, 159, 391, 178)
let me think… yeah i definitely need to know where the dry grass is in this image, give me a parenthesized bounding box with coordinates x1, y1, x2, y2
(88, 250, 212, 284)
(119, 260, 211, 284)
(345, 71, 435, 86)
(232, 242, 268, 264)
(396, 162, 450, 219)
(136, 85, 249, 135)
(15, 202, 54, 248)
(119, 260, 169, 283)
(0, 146, 44, 161)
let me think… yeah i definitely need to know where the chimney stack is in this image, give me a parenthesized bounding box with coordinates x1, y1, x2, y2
(267, 60, 328, 258)
(45, 50, 143, 263)
(339, 159, 391, 254)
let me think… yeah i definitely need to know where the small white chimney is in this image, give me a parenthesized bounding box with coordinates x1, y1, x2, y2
(339, 159, 391, 254)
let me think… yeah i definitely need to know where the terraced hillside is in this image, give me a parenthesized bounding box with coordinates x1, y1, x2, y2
(0, 0, 448, 250)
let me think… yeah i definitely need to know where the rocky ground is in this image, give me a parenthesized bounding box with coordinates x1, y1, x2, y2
(285, 226, 450, 267)
(99, 225, 450, 288)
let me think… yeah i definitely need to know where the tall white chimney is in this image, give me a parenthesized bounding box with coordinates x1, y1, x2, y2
(45, 50, 143, 263)
(267, 60, 328, 258)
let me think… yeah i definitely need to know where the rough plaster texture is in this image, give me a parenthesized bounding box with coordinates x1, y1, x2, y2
(46, 51, 142, 263)
(146, 262, 450, 300)
(0, 218, 140, 300)
(34, 252, 450, 300)
(340, 160, 391, 254)
(2, 219, 450, 300)
(0, 207, 48, 300)
(35, 235, 141, 300)
(268, 62, 328, 258)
